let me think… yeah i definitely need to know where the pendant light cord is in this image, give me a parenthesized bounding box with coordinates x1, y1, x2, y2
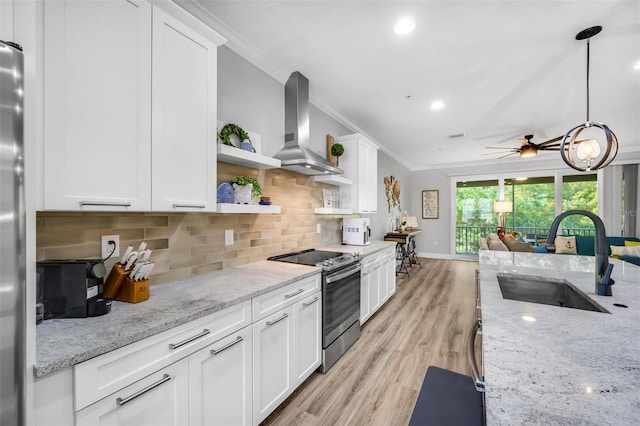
(586, 38, 590, 122)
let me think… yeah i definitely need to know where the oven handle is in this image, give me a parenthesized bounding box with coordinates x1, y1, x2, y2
(468, 319, 485, 392)
(326, 264, 362, 283)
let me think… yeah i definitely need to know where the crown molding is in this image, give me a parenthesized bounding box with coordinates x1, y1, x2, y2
(174, 0, 289, 83)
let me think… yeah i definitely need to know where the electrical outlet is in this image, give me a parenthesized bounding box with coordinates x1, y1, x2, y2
(317, 223, 322, 233)
(101, 235, 120, 259)
(225, 229, 234, 246)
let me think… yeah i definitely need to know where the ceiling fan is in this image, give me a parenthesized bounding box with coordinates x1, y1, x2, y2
(483, 134, 564, 159)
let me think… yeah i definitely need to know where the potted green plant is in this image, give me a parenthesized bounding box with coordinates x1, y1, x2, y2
(330, 143, 344, 166)
(219, 123, 252, 149)
(231, 176, 262, 203)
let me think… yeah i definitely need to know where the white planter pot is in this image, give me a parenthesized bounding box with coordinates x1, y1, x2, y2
(233, 183, 253, 204)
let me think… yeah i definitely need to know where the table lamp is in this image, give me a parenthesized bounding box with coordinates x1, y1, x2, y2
(493, 201, 513, 230)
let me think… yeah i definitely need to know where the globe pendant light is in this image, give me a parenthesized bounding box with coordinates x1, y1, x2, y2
(560, 26, 618, 172)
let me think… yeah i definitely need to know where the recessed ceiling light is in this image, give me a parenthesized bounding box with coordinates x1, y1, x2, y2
(522, 315, 536, 322)
(430, 100, 445, 110)
(394, 17, 416, 35)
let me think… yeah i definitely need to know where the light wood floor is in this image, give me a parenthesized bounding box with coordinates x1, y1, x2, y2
(262, 257, 479, 426)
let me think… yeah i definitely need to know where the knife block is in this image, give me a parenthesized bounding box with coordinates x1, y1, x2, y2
(103, 264, 129, 299)
(115, 276, 149, 303)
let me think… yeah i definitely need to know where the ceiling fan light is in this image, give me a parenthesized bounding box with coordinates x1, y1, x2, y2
(519, 145, 537, 157)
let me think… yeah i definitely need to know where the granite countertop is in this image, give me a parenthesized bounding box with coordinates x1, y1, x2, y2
(35, 241, 394, 378)
(479, 251, 640, 425)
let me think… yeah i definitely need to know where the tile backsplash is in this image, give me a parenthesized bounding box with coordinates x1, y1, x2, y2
(37, 164, 346, 284)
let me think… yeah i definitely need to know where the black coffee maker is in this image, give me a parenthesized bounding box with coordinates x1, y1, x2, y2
(36, 259, 112, 320)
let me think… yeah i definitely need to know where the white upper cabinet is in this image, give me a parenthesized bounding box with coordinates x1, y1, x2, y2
(41, 1, 225, 211)
(43, 0, 152, 211)
(336, 134, 378, 213)
(151, 6, 219, 211)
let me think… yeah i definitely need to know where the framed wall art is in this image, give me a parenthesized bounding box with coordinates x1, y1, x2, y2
(422, 190, 439, 219)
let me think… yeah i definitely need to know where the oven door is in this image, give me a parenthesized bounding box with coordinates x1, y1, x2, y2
(323, 263, 362, 347)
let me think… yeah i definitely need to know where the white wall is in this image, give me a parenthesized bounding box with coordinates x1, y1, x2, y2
(217, 46, 283, 156)
(409, 169, 453, 257)
(217, 46, 351, 158)
(366, 151, 412, 241)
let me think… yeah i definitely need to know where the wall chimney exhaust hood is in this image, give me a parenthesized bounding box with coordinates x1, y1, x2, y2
(273, 72, 344, 176)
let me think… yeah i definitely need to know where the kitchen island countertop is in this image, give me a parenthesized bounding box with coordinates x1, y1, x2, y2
(35, 241, 394, 377)
(479, 251, 640, 425)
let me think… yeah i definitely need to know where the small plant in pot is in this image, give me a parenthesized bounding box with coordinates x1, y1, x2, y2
(331, 143, 344, 166)
(231, 176, 262, 204)
(395, 220, 407, 233)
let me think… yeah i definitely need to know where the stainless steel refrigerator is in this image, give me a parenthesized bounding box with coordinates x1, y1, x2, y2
(0, 39, 26, 425)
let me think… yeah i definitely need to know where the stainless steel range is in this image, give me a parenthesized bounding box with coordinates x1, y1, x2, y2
(268, 249, 361, 372)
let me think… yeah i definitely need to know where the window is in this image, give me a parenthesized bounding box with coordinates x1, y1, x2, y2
(561, 174, 598, 234)
(503, 176, 555, 239)
(455, 180, 498, 254)
(454, 173, 598, 255)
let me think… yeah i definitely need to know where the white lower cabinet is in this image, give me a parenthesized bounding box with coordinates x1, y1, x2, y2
(252, 306, 294, 424)
(189, 325, 253, 426)
(360, 247, 396, 324)
(253, 290, 322, 424)
(293, 293, 322, 387)
(380, 248, 396, 302)
(360, 253, 380, 324)
(76, 358, 190, 426)
(42, 275, 323, 426)
(367, 264, 381, 317)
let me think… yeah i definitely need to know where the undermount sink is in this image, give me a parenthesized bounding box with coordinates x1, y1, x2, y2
(497, 273, 610, 313)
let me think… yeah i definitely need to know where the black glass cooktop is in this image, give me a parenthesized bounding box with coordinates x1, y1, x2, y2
(268, 249, 345, 266)
(268, 249, 361, 273)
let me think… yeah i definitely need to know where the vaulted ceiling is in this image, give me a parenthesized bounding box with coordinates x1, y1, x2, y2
(178, 0, 640, 170)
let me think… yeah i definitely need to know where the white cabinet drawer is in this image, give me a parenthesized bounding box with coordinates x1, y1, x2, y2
(252, 274, 321, 322)
(76, 357, 189, 426)
(361, 252, 381, 269)
(74, 301, 251, 410)
(381, 247, 396, 262)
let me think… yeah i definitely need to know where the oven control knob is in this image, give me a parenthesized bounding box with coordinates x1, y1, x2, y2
(328, 259, 334, 265)
(323, 260, 330, 266)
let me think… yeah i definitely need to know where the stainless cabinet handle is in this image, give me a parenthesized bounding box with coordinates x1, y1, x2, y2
(266, 313, 288, 327)
(172, 203, 206, 209)
(79, 201, 131, 207)
(467, 320, 485, 392)
(168, 329, 210, 350)
(116, 374, 171, 406)
(210, 336, 243, 356)
(302, 296, 319, 308)
(284, 288, 304, 299)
